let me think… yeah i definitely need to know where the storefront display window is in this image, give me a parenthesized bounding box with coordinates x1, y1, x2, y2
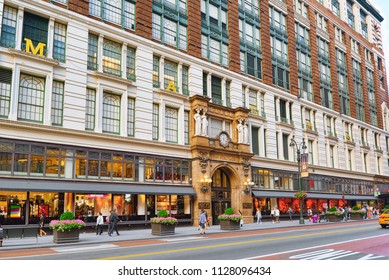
(75, 193, 112, 221)
(278, 198, 292, 213)
(0, 191, 27, 225)
(29, 192, 63, 223)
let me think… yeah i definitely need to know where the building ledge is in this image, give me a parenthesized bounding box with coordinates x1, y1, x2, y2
(8, 48, 60, 66)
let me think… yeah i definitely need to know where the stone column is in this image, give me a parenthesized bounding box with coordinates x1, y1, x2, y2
(47, 18, 55, 59)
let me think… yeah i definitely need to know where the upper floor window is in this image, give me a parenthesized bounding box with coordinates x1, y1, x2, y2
(294, 0, 308, 18)
(103, 38, 122, 77)
(209, 118, 231, 138)
(201, 0, 229, 66)
(335, 27, 344, 44)
(0, 68, 12, 118)
(89, 0, 136, 30)
(102, 93, 121, 134)
(350, 38, 359, 54)
(316, 14, 327, 32)
(346, 1, 355, 29)
(165, 107, 178, 143)
(331, 0, 340, 18)
(18, 74, 45, 123)
(152, 0, 188, 51)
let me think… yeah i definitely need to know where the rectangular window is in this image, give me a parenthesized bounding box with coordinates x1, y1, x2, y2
(165, 107, 178, 143)
(182, 65, 189, 96)
(184, 110, 189, 145)
(153, 56, 160, 88)
(164, 60, 178, 92)
(348, 149, 352, 171)
(252, 127, 259, 155)
(127, 98, 135, 136)
(18, 74, 45, 123)
(330, 145, 335, 168)
(53, 22, 67, 62)
(0, 5, 18, 48)
(103, 38, 122, 76)
(308, 140, 314, 164)
(226, 80, 231, 108)
(152, 103, 159, 140)
(0, 68, 12, 118)
(51, 81, 64, 126)
(102, 93, 121, 134)
(85, 88, 96, 130)
(211, 76, 222, 105)
(89, 0, 135, 30)
(282, 133, 289, 160)
(88, 34, 99, 70)
(126, 46, 136, 81)
(22, 12, 49, 56)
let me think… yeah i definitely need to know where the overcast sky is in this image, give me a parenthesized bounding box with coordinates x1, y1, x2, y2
(371, 0, 389, 78)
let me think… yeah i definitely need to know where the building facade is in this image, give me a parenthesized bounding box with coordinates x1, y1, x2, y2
(0, 0, 388, 227)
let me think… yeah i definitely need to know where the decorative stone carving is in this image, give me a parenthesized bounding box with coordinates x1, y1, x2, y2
(237, 119, 244, 143)
(194, 108, 201, 136)
(243, 119, 249, 144)
(201, 110, 208, 136)
(199, 151, 209, 174)
(242, 157, 250, 177)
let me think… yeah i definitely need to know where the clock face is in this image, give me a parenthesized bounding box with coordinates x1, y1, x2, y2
(219, 132, 229, 147)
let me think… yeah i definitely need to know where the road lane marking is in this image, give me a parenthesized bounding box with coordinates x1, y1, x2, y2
(52, 244, 118, 253)
(243, 233, 389, 260)
(99, 225, 379, 260)
(160, 237, 204, 242)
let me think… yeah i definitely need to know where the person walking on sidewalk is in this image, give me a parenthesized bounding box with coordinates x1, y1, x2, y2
(256, 208, 262, 224)
(108, 209, 121, 236)
(199, 209, 207, 235)
(288, 207, 293, 221)
(275, 207, 280, 223)
(270, 208, 275, 223)
(238, 210, 244, 227)
(96, 212, 104, 235)
(39, 213, 47, 237)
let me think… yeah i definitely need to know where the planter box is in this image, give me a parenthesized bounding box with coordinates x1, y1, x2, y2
(350, 213, 365, 220)
(53, 229, 80, 244)
(326, 215, 342, 222)
(151, 223, 176, 236)
(220, 219, 240, 230)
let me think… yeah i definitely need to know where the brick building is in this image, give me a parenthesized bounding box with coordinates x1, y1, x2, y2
(0, 0, 388, 227)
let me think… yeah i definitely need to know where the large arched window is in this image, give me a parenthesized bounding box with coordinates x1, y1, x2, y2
(18, 74, 45, 122)
(102, 92, 121, 134)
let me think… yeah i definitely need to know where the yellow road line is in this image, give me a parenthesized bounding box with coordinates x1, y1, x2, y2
(99, 225, 376, 260)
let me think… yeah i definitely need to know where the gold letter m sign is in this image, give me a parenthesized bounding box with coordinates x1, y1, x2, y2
(24, 38, 46, 56)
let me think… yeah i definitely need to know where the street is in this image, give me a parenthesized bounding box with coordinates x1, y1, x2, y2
(1, 220, 388, 260)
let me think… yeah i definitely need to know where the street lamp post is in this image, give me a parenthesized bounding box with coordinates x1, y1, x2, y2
(290, 137, 307, 225)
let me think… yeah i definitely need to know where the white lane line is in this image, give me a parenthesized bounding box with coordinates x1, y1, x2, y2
(241, 233, 389, 260)
(52, 243, 118, 253)
(161, 236, 205, 242)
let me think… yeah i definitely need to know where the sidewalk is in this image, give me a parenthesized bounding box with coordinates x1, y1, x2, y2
(0, 218, 377, 251)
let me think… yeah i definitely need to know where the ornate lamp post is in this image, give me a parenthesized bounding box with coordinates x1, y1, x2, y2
(243, 178, 254, 195)
(290, 137, 307, 225)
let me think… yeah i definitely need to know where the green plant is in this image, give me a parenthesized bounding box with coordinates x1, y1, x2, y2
(150, 217, 178, 225)
(157, 210, 168, 218)
(60, 211, 75, 220)
(384, 205, 389, 209)
(352, 206, 360, 211)
(329, 206, 337, 212)
(217, 214, 242, 221)
(224, 208, 234, 215)
(49, 219, 85, 232)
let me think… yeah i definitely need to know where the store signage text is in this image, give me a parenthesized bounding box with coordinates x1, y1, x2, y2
(166, 81, 177, 92)
(24, 38, 46, 56)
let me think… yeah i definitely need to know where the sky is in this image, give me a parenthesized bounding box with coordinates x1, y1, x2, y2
(371, 0, 389, 78)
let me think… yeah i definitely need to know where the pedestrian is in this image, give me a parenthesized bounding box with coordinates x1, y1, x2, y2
(270, 208, 275, 223)
(238, 210, 243, 227)
(106, 211, 111, 234)
(108, 209, 121, 236)
(204, 210, 209, 229)
(0, 223, 3, 247)
(274, 207, 280, 223)
(367, 206, 373, 219)
(343, 206, 349, 221)
(288, 206, 293, 221)
(199, 209, 207, 235)
(307, 208, 313, 222)
(96, 212, 103, 235)
(39, 213, 47, 237)
(256, 208, 262, 224)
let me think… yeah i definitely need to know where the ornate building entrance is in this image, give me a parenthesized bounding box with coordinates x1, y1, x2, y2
(211, 169, 231, 225)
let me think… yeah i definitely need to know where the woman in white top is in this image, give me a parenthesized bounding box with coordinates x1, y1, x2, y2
(256, 208, 262, 224)
(96, 212, 104, 235)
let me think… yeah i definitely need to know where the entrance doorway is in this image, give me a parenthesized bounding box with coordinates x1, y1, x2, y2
(211, 169, 231, 225)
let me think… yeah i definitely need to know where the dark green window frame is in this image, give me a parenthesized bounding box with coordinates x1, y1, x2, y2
(102, 92, 121, 134)
(165, 106, 178, 143)
(182, 65, 189, 96)
(152, 103, 159, 140)
(51, 81, 64, 126)
(85, 88, 96, 130)
(126, 46, 136, 81)
(53, 22, 67, 62)
(0, 5, 17, 48)
(127, 97, 135, 136)
(153, 56, 160, 88)
(0, 68, 12, 118)
(164, 60, 178, 91)
(87, 34, 99, 71)
(184, 110, 189, 145)
(22, 12, 49, 56)
(103, 38, 122, 77)
(18, 74, 46, 123)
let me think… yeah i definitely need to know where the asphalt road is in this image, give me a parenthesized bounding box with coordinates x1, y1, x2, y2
(4, 221, 389, 260)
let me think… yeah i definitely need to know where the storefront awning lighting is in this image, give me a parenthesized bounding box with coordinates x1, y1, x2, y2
(252, 190, 294, 198)
(0, 178, 196, 196)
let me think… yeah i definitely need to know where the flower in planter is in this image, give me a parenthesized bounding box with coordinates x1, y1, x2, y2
(217, 208, 243, 222)
(325, 207, 343, 216)
(294, 191, 307, 200)
(350, 206, 366, 215)
(49, 212, 86, 232)
(150, 210, 178, 225)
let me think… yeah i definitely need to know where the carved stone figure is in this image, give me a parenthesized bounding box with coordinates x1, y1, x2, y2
(201, 110, 208, 136)
(237, 119, 243, 143)
(243, 119, 249, 144)
(194, 108, 201, 136)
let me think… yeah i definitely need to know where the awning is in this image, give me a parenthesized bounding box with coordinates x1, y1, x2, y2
(252, 190, 294, 198)
(0, 178, 196, 196)
(306, 193, 342, 199)
(344, 194, 377, 201)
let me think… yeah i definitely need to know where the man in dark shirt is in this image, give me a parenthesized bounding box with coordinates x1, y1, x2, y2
(108, 209, 121, 236)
